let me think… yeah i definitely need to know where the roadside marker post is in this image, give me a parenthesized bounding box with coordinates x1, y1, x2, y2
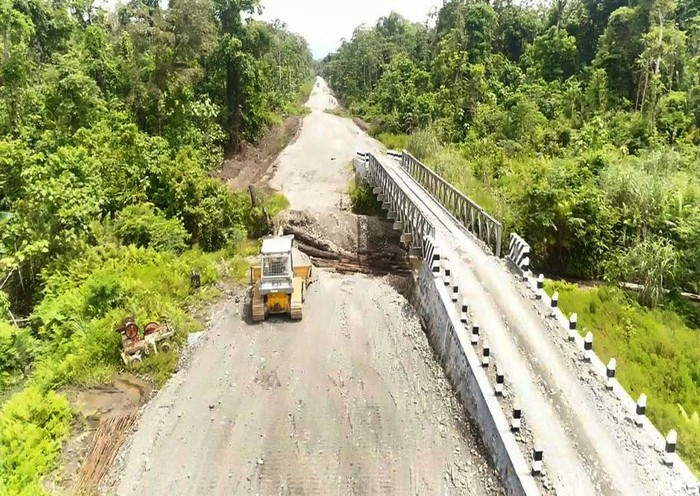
(568, 313, 577, 342)
(606, 358, 617, 390)
(460, 304, 468, 326)
(532, 447, 543, 476)
(512, 402, 522, 432)
(481, 341, 490, 368)
(471, 322, 480, 346)
(635, 394, 647, 427)
(535, 274, 544, 300)
(550, 291, 559, 316)
(664, 430, 677, 467)
(583, 332, 593, 362)
(495, 365, 504, 396)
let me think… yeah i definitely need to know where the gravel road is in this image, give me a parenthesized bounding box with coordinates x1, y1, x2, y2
(107, 77, 504, 495)
(371, 150, 699, 494)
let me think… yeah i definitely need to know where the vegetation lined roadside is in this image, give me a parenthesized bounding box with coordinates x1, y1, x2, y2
(321, 0, 700, 474)
(546, 281, 700, 472)
(0, 0, 312, 492)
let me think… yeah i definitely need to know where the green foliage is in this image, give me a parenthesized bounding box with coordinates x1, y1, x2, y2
(322, 0, 700, 292)
(0, 323, 36, 389)
(544, 280, 700, 475)
(114, 204, 189, 253)
(349, 177, 383, 216)
(606, 238, 679, 307)
(0, 0, 314, 491)
(264, 192, 290, 218)
(372, 131, 409, 151)
(0, 387, 72, 495)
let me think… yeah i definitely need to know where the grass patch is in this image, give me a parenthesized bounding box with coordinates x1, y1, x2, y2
(349, 177, 383, 216)
(544, 280, 700, 475)
(283, 79, 314, 117)
(324, 107, 351, 118)
(265, 192, 290, 218)
(131, 350, 180, 389)
(371, 130, 409, 151)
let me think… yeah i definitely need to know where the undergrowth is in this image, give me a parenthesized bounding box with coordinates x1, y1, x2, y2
(283, 79, 315, 117)
(545, 280, 700, 475)
(349, 177, 383, 216)
(0, 239, 254, 493)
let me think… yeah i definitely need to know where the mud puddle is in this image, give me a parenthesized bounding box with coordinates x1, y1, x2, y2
(58, 374, 151, 492)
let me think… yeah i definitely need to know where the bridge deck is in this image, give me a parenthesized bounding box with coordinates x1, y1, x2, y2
(376, 153, 689, 495)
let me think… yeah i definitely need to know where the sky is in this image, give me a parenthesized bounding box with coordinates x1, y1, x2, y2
(255, 0, 443, 60)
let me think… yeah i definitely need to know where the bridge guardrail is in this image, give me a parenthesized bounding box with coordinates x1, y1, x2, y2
(401, 151, 503, 257)
(366, 153, 435, 252)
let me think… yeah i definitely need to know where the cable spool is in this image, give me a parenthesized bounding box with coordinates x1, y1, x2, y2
(144, 322, 160, 336)
(124, 322, 139, 339)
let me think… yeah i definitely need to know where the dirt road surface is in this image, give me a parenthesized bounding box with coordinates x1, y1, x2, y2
(108, 78, 503, 495)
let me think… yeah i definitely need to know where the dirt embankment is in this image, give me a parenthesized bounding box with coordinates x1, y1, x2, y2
(217, 116, 303, 191)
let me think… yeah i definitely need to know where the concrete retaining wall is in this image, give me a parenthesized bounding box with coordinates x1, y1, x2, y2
(412, 247, 539, 496)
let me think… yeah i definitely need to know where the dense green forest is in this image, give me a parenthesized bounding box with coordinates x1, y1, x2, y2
(323, 0, 700, 299)
(323, 0, 700, 472)
(0, 0, 312, 491)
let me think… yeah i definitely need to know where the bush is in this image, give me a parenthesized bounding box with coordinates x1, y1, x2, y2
(0, 324, 37, 390)
(349, 177, 382, 216)
(0, 387, 72, 495)
(114, 203, 189, 253)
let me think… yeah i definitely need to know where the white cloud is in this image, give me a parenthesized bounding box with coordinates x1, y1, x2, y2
(255, 0, 442, 59)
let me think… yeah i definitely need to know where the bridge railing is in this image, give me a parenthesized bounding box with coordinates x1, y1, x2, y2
(366, 153, 435, 252)
(401, 151, 503, 257)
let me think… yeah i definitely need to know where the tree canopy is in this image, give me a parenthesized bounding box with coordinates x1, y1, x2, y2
(322, 0, 700, 297)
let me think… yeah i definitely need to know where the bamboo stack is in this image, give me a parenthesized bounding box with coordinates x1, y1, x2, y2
(72, 412, 138, 495)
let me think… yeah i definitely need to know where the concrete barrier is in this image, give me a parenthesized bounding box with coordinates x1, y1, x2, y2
(414, 235, 539, 496)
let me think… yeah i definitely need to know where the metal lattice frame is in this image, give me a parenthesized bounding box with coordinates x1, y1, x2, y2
(401, 151, 503, 257)
(366, 153, 435, 253)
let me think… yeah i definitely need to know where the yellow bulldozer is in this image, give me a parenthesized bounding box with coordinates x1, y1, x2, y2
(250, 234, 312, 321)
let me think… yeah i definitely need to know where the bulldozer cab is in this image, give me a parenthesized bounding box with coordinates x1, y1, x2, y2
(259, 235, 294, 295)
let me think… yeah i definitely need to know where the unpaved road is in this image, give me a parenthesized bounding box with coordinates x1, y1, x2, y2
(108, 78, 503, 495)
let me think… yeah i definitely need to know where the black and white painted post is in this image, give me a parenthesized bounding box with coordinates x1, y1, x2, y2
(495, 365, 504, 396)
(430, 251, 441, 275)
(452, 285, 459, 303)
(521, 257, 531, 280)
(443, 263, 451, 287)
(606, 358, 617, 390)
(460, 304, 469, 326)
(471, 322, 480, 346)
(568, 313, 578, 342)
(481, 340, 490, 368)
(532, 446, 544, 476)
(535, 274, 544, 300)
(664, 430, 677, 467)
(512, 402, 522, 432)
(583, 332, 593, 362)
(550, 291, 559, 316)
(635, 393, 647, 427)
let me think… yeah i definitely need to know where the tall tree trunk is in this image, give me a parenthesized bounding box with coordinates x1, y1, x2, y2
(654, 13, 663, 76)
(2, 28, 8, 62)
